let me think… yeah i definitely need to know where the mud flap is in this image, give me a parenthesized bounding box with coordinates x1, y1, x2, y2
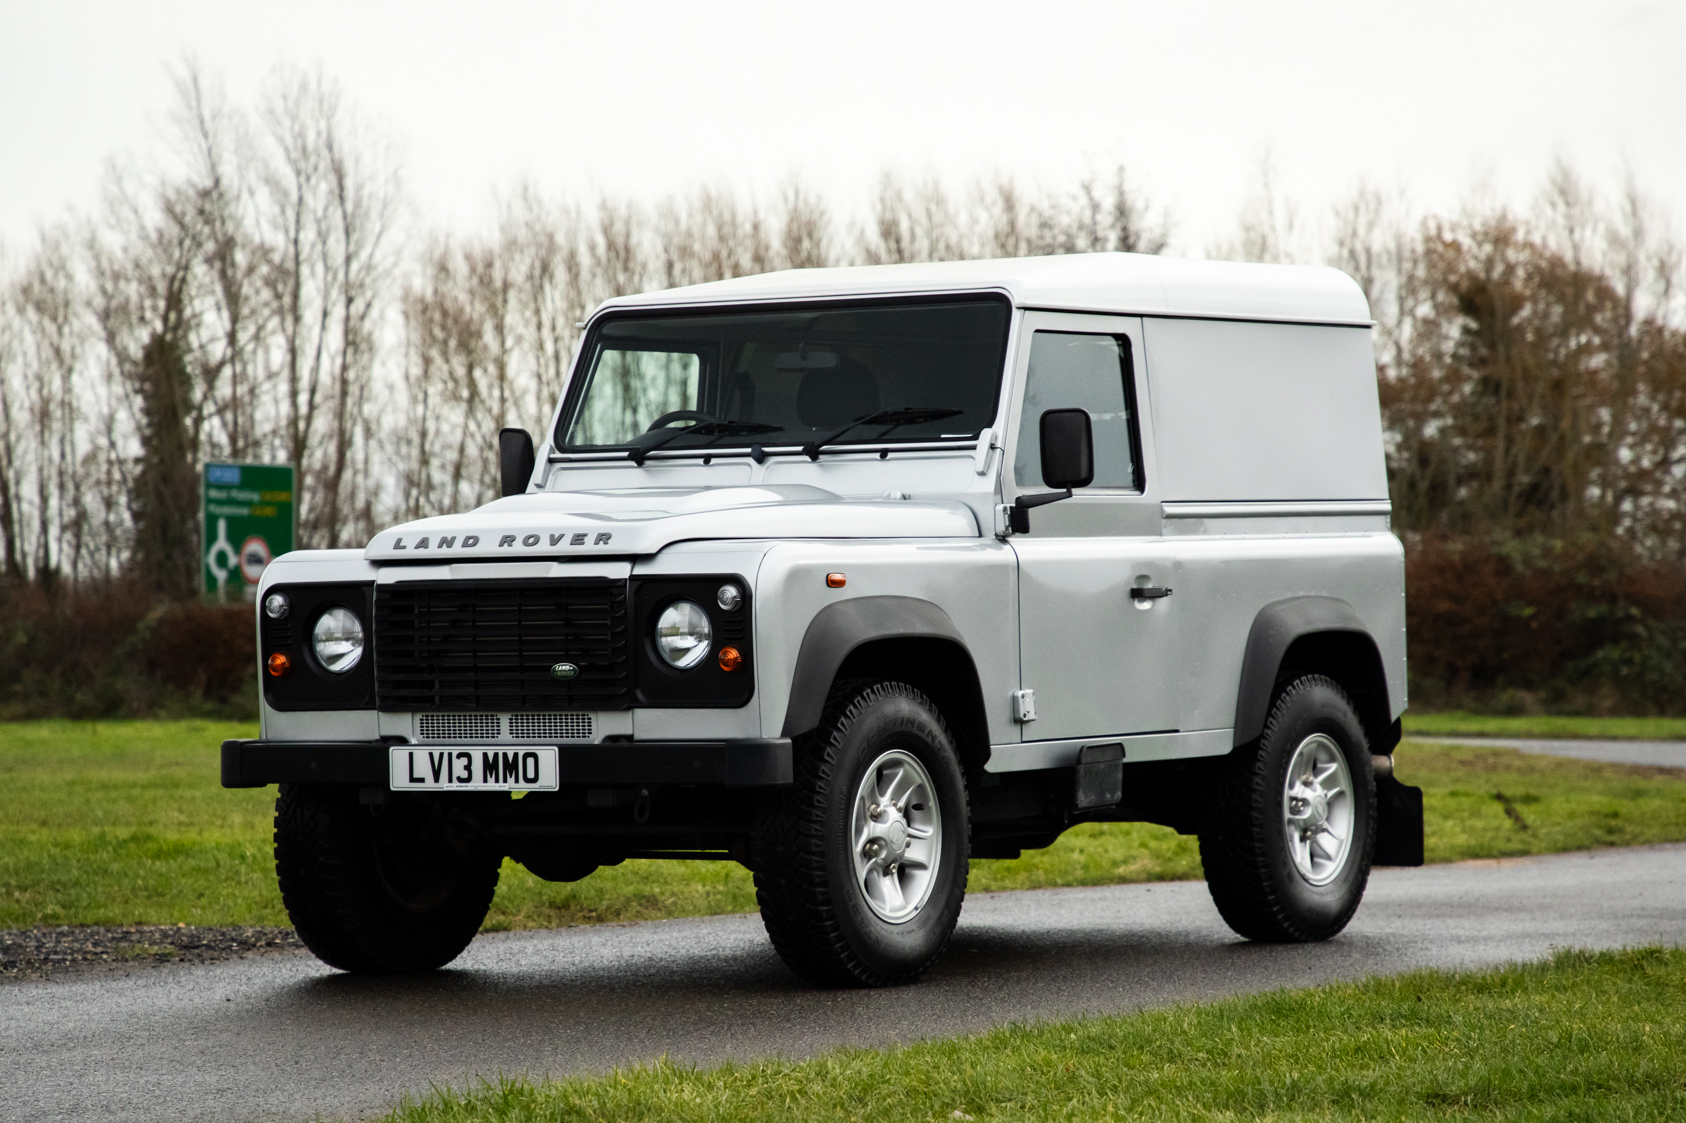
(1373, 773, 1425, 866)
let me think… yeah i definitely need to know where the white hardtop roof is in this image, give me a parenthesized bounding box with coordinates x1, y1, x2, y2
(598, 252, 1373, 327)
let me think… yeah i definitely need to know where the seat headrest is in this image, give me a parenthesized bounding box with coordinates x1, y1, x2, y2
(796, 359, 880, 428)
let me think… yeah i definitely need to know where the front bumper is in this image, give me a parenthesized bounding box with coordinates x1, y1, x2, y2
(221, 738, 793, 789)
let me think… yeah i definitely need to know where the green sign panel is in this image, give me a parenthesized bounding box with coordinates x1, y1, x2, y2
(203, 462, 295, 600)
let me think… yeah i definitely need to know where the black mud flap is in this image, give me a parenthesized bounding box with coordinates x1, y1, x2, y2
(1373, 773, 1425, 867)
(1074, 742, 1125, 810)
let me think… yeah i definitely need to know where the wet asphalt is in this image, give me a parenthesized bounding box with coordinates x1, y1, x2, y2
(4, 842, 1684, 1123)
(1407, 736, 1686, 769)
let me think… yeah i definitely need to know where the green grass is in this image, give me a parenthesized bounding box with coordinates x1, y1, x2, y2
(1404, 711, 1686, 740)
(1403, 740, 1686, 861)
(381, 947, 1686, 1122)
(4, 721, 1685, 930)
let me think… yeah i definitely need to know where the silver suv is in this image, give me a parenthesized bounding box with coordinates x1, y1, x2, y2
(225, 252, 1423, 985)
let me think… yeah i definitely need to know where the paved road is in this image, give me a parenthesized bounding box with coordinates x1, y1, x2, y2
(5, 844, 1683, 1123)
(1409, 736, 1686, 769)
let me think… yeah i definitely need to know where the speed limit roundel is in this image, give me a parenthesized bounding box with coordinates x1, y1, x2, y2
(239, 536, 273, 584)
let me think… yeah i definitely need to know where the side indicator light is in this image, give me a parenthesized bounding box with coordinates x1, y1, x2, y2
(826, 573, 846, 588)
(718, 646, 744, 672)
(267, 652, 292, 677)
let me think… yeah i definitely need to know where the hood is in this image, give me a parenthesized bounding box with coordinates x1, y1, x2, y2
(363, 485, 979, 561)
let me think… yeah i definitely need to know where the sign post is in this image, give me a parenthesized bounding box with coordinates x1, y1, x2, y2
(203, 462, 295, 601)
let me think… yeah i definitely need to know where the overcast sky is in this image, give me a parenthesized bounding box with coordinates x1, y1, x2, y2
(3, 0, 1683, 258)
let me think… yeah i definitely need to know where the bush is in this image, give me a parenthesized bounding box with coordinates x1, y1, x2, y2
(5, 536, 1685, 720)
(0, 582, 257, 719)
(1406, 536, 1686, 715)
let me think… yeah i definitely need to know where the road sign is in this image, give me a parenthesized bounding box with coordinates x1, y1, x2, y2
(203, 462, 295, 600)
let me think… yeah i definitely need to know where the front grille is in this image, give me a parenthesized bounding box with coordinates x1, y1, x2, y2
(508, 712, 593, 740)
(375, 579, 631, 711)
(417, 713, 501, 740)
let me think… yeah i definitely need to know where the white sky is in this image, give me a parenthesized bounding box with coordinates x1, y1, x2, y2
(3, 0, 1684, 257)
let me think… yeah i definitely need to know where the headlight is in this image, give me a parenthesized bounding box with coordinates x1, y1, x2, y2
(312, 607, 365, 674)
(655, 600, 712, 669)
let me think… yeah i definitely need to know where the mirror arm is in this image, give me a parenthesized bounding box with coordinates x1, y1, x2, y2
(1009, 488, 1073, 534)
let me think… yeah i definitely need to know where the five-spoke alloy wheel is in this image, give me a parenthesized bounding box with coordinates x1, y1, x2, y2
(1281, 733, 1354, 886)
(851, 750, 943, 923)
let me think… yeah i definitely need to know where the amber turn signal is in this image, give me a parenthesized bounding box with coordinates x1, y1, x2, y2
(266, 651, 292, 677)
(826, 573, 846, 588)
(718, 646, 744, 672)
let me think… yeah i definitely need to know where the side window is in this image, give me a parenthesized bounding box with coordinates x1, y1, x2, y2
(1013, 332, 1141, 489)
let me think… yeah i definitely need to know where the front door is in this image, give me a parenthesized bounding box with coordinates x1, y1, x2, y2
(1008, 312, 1179, 742)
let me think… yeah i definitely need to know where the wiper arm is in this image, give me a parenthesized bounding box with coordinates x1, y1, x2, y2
(628, 421, 783, 466)
(801, 407, 965, 461)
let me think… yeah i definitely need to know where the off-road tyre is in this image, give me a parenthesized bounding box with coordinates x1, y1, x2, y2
(752, 679, 970, 987)
(1198, 675, 1376, 942)
(274, 784, 501, 973)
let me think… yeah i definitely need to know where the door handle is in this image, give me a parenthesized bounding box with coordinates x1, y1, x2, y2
(1129, 586, 1173, 600)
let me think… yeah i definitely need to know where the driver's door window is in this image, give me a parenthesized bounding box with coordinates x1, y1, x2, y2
(1014, 332, 1140, 490)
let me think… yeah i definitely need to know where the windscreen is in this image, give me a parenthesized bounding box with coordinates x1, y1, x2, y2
(559, 299, 1011, 454)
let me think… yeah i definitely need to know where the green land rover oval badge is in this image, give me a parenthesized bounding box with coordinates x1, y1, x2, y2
(550, 662, 580, 680)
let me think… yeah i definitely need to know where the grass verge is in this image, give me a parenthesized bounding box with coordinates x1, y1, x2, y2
(382, 947, 1686, 1122)
(4, 722, 1685, 929)
(1404, 711, 1686, 740)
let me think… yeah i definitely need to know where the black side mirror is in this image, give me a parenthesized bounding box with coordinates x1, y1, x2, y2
(499, 428, 536, 497)
(1010, 408, 1093, 534)
(1039, 408, 1094, 489)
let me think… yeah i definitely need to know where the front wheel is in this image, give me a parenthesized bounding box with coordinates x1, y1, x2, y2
(274, 785, 501, 973)
(752, 680, 970, 987)
(1198, 675, 1376, 942)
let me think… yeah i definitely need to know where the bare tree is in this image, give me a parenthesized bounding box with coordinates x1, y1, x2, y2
(1213, 150, 1302, 264)
(777, 177, 832, 269)
(254, 66, 399, 547)
(88, 171, 210, 599)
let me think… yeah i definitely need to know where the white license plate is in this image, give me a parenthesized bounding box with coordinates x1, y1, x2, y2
(389, 746, 559, 791)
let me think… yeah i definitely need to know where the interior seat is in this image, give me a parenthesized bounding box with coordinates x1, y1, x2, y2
(796, 358, 880, 429)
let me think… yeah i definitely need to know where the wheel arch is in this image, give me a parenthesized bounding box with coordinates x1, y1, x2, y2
(1233, 595, 1397, 755)
(780, 596, 991, 771)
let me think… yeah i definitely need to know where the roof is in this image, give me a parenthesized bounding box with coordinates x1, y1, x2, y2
(598, 252, 1373, 327)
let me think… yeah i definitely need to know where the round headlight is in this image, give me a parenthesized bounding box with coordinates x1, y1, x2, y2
(312, 607, 365, 674)
(655, 600, 712, 669)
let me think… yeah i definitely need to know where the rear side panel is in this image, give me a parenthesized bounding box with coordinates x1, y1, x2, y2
(1139, 315, 1404, 734)
(1143, 319, 1387, 503)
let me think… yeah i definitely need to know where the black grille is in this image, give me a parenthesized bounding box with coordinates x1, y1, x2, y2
(375, 579, 631, 711)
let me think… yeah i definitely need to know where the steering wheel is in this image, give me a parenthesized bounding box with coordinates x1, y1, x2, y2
(645, 410, 721, 432)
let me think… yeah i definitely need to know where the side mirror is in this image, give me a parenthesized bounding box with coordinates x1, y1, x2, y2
(1010, 408, 1093, 534)
(499, 428, 536, 497)
(1039, 408, 1094, 490)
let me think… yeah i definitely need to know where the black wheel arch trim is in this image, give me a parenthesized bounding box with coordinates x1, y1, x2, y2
(780, 596, 981, 744)
(1233, 595, 1395, 751)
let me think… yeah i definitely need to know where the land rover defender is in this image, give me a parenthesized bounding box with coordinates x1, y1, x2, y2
(224, 252, 1423, 986)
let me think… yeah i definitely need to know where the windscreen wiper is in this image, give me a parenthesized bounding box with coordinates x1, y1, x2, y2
(628, 421, 783, 466)
(801, 407, 964, 461)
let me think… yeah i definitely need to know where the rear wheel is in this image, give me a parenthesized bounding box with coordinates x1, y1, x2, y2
(752, 680, 969, 986)
(1198, 675, 1375, 942)
(274, 785, 500, 973)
